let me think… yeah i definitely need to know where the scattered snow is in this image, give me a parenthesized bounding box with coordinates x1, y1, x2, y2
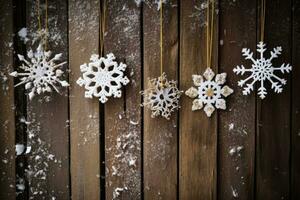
(228, 123, 234, 131)
(231, 186, 239, 198)
(15, 144, 25, 156)
(18, 28, 29, 44)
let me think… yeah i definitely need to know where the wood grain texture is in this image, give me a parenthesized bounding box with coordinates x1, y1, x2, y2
(218, 0, 256, 199)
(104, 0, 142, 199)
(179, 0, 218, 199)
(69, 0, 101, 199)
(0, 0, 16, 199)
(143, 0, 179, 199)
(291, 0, 300, 198)
(25, 0, 70, 199)
(256, 0, 292, 199)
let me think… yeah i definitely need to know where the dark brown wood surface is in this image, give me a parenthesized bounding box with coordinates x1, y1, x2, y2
(0, 0, 299, 200)
(25, 0, 70, 199)
(0, 0, 16, 199)
(292, 0, 300, 199)
(143, 0, 179, 199)
(218, 0, 256, 199)
(104, 0, 142, 199)
(256, 0, 292, 199)
(179, 0, 218, 199)
(69, 0, 101, 199)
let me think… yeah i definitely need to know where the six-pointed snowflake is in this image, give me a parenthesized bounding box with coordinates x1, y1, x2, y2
(10, 44, 69, 100)
(77, 53, 130, 103)
(141, 73, 182, 120)
(233, 41, 292, 99)
(185, 68, 233, 117)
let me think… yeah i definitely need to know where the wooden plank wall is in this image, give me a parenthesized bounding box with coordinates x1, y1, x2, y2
(0, 0, 16, 199)
(0, 0, 299, 199)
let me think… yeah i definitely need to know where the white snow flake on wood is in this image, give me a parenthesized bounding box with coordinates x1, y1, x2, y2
(141, 73, 182, 120)
(233, 41, 292, 99)
(10, 44, 69, 100)
(77, 53, 129, 103)
(185, 67, 234, 117)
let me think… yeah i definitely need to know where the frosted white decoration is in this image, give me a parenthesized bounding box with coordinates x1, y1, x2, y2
(10, 44, 69, 100)
(185, 68, 234, 117)
(233, 41, 292, 99)
(141, 73, 182, 120)
(76, 53, 129, 103)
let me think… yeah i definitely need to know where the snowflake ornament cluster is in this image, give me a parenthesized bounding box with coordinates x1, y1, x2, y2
(233, 42, 292, 99)
(76, 53, 130, 103)
(185, 68, 234, 117)
(10, 44, 69, 100)
(141, 73, 182, 120)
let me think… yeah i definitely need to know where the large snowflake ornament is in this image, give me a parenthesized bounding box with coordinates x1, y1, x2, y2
(76, 53, 129, 103)
(233, 42, 292, 99)
(141, 73, 182, 120)
(10, 44, 69, 100)
(185, 68, 234, 117)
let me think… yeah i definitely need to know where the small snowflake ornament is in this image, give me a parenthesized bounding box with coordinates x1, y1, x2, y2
(10, 44, 69, 100)
(185, 68, 233, 117)
(141, 73, 182, 120)
(233, 41, 292, 99)
(76, 53, 129, 103)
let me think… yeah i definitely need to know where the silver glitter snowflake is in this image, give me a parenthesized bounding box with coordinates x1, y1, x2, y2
(233, 41, 292, 99)
(76, 53, 130, 103)
(185, 68, 233, 117)
(10, 44, 69, 100)
(141, 73, 182, 120)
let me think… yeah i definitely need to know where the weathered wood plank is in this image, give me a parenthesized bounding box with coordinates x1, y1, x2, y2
(25, 0, 70, 199)
(104, 0, 142, 199)
(256, 0, 292, 199)
(143, 0, 179, 199)
(218, 0, 256, 199)
(291, 0, 300, 198)
(179, 0, 218, 199)
(69, 0, 101, 199)
(0, 0, 16, 199)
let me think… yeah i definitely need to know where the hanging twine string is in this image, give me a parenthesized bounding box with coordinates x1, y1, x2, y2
(260, 0, 266, 42)
(160, 0, 163, 78)
(206, 0, 214, 68)
(37, 0, 48, 50)
(100, 0, 106, 56)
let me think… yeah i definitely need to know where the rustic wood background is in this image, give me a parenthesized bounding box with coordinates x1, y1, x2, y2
(0, 0, 299, 199)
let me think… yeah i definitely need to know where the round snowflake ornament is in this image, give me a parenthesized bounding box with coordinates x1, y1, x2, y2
(76, 53, 130, 103)
(10, 44, 69, 100)
(185, 68, 234, 117)
(141, 73, 182, 120)
(233, 42, 292, 99)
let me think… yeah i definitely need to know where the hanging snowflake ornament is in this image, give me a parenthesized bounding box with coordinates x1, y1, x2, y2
(141, 73, 182, 120)
(185, 68, 234, 117)
(233, 42, 292, 99)
(10, 44, 69, 100)
(76, 53, 129, 103)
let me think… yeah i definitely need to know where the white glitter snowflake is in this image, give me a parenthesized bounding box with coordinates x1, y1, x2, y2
(233, 41, 292, 99)
(141, 73, 182, 120)
(185, 68, 233, 117)
(76, 53, 130, 103)
(10, 44, 69, 100)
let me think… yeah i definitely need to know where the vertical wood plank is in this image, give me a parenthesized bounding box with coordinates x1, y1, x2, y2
(104, 0, 142, 199)
(0, 0, 16, 199)
(179, 0, 218, 199)
(218, 0, 256, 199)
(291, 0, 300, 198)
(25, 0, 70, 199)
(69, 0, 101, 199)
(143, 1, 179, 199)
(256, 0, 292, 199)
